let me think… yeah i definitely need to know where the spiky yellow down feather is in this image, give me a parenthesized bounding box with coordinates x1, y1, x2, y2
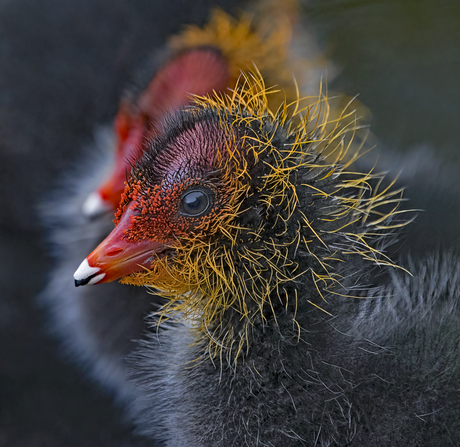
(122, 71, 408, 364)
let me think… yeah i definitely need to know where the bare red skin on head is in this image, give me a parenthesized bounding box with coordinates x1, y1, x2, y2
(113, 120, 234, 244)
(114, 178, 224, 245)
(97, 49, 230, 211)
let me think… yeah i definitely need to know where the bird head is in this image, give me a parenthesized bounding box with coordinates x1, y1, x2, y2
(75, 71, 407, 360)
(82, 10, 296, 218)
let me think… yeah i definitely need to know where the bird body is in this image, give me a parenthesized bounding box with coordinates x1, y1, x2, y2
(128, 253, 460, 447)
(74, 74, 460, 446)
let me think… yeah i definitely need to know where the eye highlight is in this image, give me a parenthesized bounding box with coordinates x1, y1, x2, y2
(180, 189, 212, 217)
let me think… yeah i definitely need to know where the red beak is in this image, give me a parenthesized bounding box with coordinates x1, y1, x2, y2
(74, 206, 171, 286)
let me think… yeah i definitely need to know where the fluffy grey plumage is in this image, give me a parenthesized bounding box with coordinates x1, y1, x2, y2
(127, 253, 460, 447)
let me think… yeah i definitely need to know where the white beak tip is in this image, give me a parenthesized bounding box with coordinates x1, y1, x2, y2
(74, 258, 103, 287)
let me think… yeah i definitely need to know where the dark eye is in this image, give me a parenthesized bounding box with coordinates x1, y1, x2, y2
(180, 189, 212, 216)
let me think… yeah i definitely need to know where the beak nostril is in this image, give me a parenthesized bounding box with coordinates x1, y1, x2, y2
(106, 248, 124, 257)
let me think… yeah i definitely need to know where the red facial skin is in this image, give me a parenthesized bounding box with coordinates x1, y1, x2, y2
(96, 49, 230, 212)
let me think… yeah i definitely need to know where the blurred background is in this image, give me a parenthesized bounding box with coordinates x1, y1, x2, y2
(0, 0, 459, 445)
